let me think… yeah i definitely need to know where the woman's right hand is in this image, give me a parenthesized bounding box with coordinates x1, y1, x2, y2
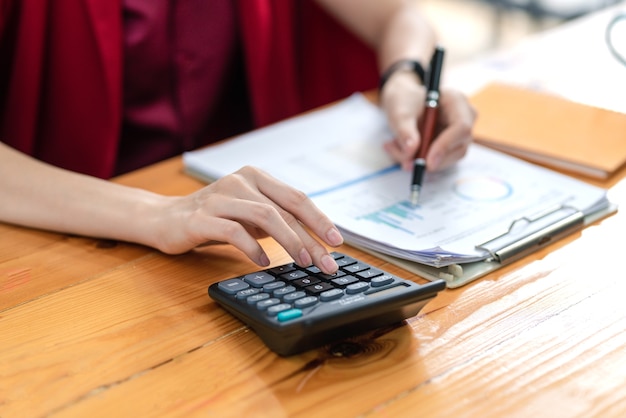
(150, 166, 344, 274)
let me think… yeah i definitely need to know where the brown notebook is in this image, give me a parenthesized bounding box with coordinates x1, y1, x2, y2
(469, 82, 626, 179)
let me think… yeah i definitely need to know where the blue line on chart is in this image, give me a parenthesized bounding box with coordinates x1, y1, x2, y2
(308, 165, 401, 198)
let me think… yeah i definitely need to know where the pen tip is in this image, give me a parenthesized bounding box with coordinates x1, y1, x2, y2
(411, 190, 420, 206)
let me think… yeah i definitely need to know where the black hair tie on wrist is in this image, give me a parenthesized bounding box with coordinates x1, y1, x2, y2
(379, 59, 426, 92)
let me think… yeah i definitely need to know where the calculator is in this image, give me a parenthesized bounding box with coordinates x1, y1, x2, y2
(208, 251, 446, 356)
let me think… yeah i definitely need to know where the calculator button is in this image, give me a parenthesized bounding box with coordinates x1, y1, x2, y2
(269, 264, 296, 275)
(332, 275, 358, 287)
(370, 274, 394, 287)
(283, 291, 307, 302)
(246, 293, 270, 305)
(277, 308, 303, 322)
(364, 282, 407, 296)
(217, 278, 249, 295)
(343, 263, 369, 274)
(305, 265, 322, 274)
(336, 256, 357, 267)
(273, 285, 296, 298)
(257, 298, 281, 310)
(244, 272, 275, 288)
(236, 288, 260, 300)
(281, 270, 308, 281)
(305, 282, 334, 294)
(319, 288, 344, 301)
(318, 270, 346, 281)
(346, 281, 370, 294)
(294, 296, 318, 308)
(294, 276, 320, 287)
(357, 268, 384, 280)
(263, 281, 285, 292)
(267, 303, 292, 316)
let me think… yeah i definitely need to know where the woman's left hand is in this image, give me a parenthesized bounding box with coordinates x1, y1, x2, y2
(379, 71, 476, 172)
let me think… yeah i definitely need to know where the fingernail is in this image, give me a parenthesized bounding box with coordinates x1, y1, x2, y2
(299, 248, 312, 267)
(321, 254, 338, 274)
(326, 227, 344, 246)
(259, 252, 270, 267)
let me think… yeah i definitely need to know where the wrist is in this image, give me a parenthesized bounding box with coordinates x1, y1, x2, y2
(113, 189, 176, 252)
(137, 193, 184, 253)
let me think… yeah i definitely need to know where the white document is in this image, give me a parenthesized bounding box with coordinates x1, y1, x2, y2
(312, 144, 608, 267)
(184, 94, 396, 196)
(183, 93, 611, 268)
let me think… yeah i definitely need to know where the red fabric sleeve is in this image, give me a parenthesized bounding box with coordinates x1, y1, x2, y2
(0, 0, 377, 177)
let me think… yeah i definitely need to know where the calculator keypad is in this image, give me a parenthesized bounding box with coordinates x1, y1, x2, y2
(216, 252, 399, 321)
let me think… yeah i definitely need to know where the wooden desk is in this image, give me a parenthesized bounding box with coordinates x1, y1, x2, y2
(3, 8, 626, 418)
(3, 152, 626, 418)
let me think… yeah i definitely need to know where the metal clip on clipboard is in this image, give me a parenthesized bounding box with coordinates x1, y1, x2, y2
(475, 205, 585, 265)
(350, 204, 592, 289)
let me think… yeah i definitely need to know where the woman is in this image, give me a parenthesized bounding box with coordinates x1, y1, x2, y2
(0, 0, 475, 273)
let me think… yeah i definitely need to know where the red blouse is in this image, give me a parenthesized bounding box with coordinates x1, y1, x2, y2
(118, 0, 254, 174)
(0, 0, 378, 178)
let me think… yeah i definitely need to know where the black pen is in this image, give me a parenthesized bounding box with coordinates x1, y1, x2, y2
(411, 46, 445, 205)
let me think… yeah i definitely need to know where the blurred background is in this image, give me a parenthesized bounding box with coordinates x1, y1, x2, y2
(420, 0, 623, 65)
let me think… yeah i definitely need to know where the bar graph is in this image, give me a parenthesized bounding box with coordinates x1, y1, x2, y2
(358, 200, 423, 235)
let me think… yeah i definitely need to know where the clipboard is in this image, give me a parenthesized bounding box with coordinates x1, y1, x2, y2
(353, 202, 617, 288)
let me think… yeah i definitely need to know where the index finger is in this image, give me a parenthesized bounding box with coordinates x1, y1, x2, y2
(250, 168, 344, 249)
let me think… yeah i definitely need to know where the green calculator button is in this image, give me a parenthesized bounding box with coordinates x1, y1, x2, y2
(277, 309, 303, 322)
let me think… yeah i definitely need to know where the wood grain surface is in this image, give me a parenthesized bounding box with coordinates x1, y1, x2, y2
(2, 153, 625, 417)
